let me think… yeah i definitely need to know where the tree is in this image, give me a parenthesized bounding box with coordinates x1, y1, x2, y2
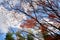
(0, 0, 60, 40)
(5, 32, 14, 40)
(16, 32, 25, 40)
(18, 0, 60, 40)
(27, 34, 34, 40)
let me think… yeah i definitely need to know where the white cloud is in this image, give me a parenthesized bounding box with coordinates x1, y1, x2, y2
(0, 5, 26, 33)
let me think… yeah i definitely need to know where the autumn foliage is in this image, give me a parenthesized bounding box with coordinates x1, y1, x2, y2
(49, 14, 57, 18)
(20, 19, 36, 28)
(19, 0, 60, 40)
(40, 25, 47, 34)
(45, 36, 55, 40)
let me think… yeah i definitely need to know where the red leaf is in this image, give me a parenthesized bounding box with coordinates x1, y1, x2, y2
(49, 14, 57, 18)
(40, 25, 47, 34)
(20, 19, 36, 28)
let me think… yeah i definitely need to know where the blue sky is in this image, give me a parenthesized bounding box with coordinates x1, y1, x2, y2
(0, 33, 6, 40)
(0, 0, 6, 40)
